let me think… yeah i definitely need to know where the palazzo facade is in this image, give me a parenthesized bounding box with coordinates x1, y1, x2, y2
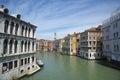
(0, 5, 40, 80)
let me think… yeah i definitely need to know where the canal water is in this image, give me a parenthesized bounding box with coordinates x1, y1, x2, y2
(21, 52, 120, 80)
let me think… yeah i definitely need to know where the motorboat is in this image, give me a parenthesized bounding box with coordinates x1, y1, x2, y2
(36, 59, 44, 67)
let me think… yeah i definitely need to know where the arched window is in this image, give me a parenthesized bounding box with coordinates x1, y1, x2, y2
(21, 41, 24, 52)
(21, 26, 24, 36)
(3, 39, 8, 54)
(14, 40, 18, 53)
(28, 41, 30, 52)
(32, 42, 34, 51)
(9, 39, 13, 54)
(15, 24, 19, 35)
(25, 41, 27, 52)
(10, 22, 14, 34)
(4, 20, 9, 33)
(25, 27, 27, 37)
(28, 28, 31, 37)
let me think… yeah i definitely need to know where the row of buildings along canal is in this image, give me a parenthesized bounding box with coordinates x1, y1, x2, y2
(37, 7, 120, 67)
(0, 4, 120, 80)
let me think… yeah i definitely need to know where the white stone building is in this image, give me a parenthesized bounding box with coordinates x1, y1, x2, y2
(63, 34, 71, 55)
(102, 8, 120, 62)
(79, 25, 102, 59)
(0, 5, 40, 80)
(59, 38, 64, 53)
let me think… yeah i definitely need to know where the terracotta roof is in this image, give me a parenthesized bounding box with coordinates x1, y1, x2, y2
(85, 25, 102, 31)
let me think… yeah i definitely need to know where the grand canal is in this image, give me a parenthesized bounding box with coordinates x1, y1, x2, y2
(21, 52, 120, 80)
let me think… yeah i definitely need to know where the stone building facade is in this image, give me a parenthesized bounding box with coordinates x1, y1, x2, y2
(52, 39, 60, 52)
(0, 5, 40, 80)
(36, 39, 44, 51)
(36, 39, 53, 52)
(63, 34, 71, 55)
(102, 8, 120, 62)
(79, 25, 102, 59)
(63, 33, 78, 55)
(76, 32, 80, 56)
(70, 33, 77, 55)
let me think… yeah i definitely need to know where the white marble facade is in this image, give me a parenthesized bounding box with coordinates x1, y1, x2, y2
(102, 8, 120, 62)
(0, 5, 39, 80)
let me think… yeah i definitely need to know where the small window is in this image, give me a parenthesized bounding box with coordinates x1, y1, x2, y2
(32, 56, 34, 62)
(14, 60, 17, 68)
(90, 53, 91, 57)
(114, 45, 116, 52)
(2, 63, 8, 73)
(116, 23, 118, 28)
(28, 58, 30, 64)
(98, 54, 100, 56)
(25, 58, 27, 64)
(93, 41, 95, 45)
(113, 33, 115, 38)
(116, 32, 118, 38)
(21, 59, 23, 66)
(9, 61, 13, 70)
(89, 41, 91, 45)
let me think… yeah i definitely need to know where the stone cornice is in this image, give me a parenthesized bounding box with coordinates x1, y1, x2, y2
(0, 32, 36, 41)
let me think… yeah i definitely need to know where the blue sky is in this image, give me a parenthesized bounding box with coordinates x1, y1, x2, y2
(0, 0, 120, 40)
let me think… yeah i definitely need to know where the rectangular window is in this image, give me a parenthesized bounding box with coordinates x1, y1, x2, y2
(28, 58, 30, 64)
(113, 24, 115, 29)
(89, 41, 91, 45)
(114, 45, 116, 52)
(113, 33, 115, 38)
(32, 56, 34, 62)
(25, 58, 27, 64)
(93, 41, 95, 45)
(116, 32, 118, 38)
(116, 23, 118, 28)
(21, 59, 23, 66)
(2, 63, 8, 73)
(14, 60, 17, 68)
(9, 61, 13, 70)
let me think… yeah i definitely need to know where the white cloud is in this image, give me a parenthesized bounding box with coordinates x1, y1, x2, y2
(1, 0, 120, 40)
